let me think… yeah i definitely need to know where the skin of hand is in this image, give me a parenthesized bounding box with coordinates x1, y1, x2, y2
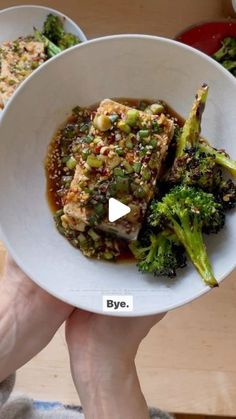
(0, 248, 166, 419)
(66, 309, 166, 419)
(0, 255, 73, 382)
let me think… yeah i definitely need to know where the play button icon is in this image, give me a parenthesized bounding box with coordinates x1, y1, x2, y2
(108, 198, 131, 222)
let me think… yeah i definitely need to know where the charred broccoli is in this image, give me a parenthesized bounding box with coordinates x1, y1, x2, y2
(175, 84, 208, 158)
(43, 14, 80, 51)
(214, 178, 236, 210)
(212, 37, 236, 76)
(168, 147, 221, 190)
(58, 33, 80, 50)
(148, 185, 225, 287)
(168, 84, 236, 210)
(34, 29, 62, 57)
(199, 140, 236, 178)
(129, 230, 186, 278)
(43, 13, 64, 44)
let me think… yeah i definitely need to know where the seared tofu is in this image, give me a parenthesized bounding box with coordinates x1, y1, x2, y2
(0, 38, 46, 109)
(63, 99, 174, 240)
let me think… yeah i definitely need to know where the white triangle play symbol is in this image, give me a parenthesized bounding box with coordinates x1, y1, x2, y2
(108, 198, 131, 222)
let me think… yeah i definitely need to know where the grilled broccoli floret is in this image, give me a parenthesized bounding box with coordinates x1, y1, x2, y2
(167, 84, 236, 210)
(199, 140, 236, 178)
(34, 29, 62, 57)
(58, 33, 80, 50)
(43, 14, 80, 51)
(43, 13, 64, 44)
(212, 37, 236, 62)
(129, 230, 186, 278)
(168, 147, 236, 210)
(176, 84, 208, 158)
(149, 185, 225, 287)
(212, 37, 236, 76)
(221, 59, 236, 73)
(169, 147, 221, 190)
(215, 178, 236, 210)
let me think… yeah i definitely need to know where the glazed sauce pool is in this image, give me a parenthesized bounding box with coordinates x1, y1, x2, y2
(46, 99, 185, 263)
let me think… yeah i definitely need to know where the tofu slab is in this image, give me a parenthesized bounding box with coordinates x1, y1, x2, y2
(63, 99, 174, 240)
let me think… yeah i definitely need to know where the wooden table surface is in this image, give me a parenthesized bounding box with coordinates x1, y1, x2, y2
(1, 0, 236, 416)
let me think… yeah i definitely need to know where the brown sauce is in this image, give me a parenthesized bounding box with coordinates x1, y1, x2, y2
(46, 98, 185, 263)
(46, 138, 64, 213)
(46, 111, 81, 213)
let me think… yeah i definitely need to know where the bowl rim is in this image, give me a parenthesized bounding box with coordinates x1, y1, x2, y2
(0, 4, 87, 42)
(0, 33, 235, 316)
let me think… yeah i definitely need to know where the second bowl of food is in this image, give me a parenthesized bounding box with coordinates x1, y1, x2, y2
(0, 5, 86, 111)
(0, 35, 235, 316)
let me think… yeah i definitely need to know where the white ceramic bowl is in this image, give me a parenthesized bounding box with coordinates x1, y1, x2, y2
(0, 5, 87, 115)
(0, 35, 235, 316)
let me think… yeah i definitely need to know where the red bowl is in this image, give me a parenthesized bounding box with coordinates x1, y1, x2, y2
(176, 21, 236, 56)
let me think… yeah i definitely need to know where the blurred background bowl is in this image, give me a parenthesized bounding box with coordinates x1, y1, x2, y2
(176, 20, 236, 56)
(0, 4, 87, 117)
(0, 4, 87, 44)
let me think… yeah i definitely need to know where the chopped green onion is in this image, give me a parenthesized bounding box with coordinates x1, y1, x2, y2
(72, 106, 82, 115)
(80, 123, 90, 132)
(150, 103, 164, 114)
(82, 149, 90, 160)
(125, 138, 134, 149)
(115, 147, 124, 156)
(103, 251, 114, 260)
(142, 167, 151, 181)
(108, 155, 121, 170)
(66, 156, 77, 170)
(134, 186, 146, 198)
(62, 156, 69, 163)
(83, 135, 93, 143)
(115, 176, 129, 192)
(94, 203, 105, 216)
(114, 167, 125, 177)
(140, 147, 149, 157)
(87, 155, 103, 168)
(138, 129, 150, 139)
(150, 138, 158, 148)
(123, 160, 134, 173)
(94, 136, 102, 144)
(152, 121, 161, 133)
(144, 107, 153, 115)
(88, 228, 100, 241)
(94, 115, 112, 131)
(54, 209, 64, 219)
(31, 61, 39, 70)
(109, 114, 119, 123)
(148, 155, 158, 169)
(88, 215, 98, 226)
(117, 120, 131, 134)
(64, 126, 76, 138)
(131, 182, 138, 192)
(126, 109, 139, 127)
(56, 224, 66, 236)
(138, 101, 148, 111)
(133, 162, 142, 173)
(78, 233, 86, 243)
